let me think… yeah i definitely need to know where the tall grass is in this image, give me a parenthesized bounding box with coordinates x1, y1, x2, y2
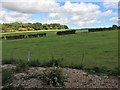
(2, 58, 120, 76)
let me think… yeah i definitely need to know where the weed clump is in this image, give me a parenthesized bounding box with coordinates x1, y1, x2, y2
(45, 56, 63, 67)
(2, 69, 13, 86)
(42, 67, 65, 87)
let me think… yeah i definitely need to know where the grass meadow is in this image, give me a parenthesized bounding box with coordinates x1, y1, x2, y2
(2, 30, 118, 69)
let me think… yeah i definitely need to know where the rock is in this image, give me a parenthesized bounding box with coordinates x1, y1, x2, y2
(14, 73, 28, 80)
(26, 67, 46, 76)
(2, 64, 16, 70)
(82, 72, 88, 76)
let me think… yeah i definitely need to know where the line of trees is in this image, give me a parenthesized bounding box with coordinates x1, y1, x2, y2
(0, 22, 69, 32)
(88, 25, 120, 32)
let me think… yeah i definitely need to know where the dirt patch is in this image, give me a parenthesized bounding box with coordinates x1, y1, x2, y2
(63, 68, 118, 88)
(2, 64, 118, 88)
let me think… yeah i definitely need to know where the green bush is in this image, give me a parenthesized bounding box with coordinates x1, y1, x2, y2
(106, 67, 120, 76)
(42, 67, 65, 87)
(84, 66, 120, 76)
(84, 66, 108, 75)
(92, 66, 102, 73)
(15, 60, 28, 72)
(2, 69, 13, 86)
(2, 58, 17, 64)
(27, 59, 43, 67)
(45, 57, 63, 67)
(68, 64, 84, 70)
(113, 67, 120, 76)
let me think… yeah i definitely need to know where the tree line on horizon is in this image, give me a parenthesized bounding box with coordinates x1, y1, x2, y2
(0, 22, 69, 32)
(88, 25, 119, 32)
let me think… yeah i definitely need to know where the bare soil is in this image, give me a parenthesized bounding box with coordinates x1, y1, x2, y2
(2, 64, 118, 88)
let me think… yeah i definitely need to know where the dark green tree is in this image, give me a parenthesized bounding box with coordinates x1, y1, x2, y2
(32, 22, 42, 30)
(112, 25, 118, 30)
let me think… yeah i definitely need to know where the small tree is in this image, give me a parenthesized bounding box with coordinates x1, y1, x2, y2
(112, 25, 118, 30)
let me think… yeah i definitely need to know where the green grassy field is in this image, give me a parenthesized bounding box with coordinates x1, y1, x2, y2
(2, 30, 118, 69)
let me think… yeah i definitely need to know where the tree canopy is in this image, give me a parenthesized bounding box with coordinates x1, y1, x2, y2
(0, 22, 69, 32)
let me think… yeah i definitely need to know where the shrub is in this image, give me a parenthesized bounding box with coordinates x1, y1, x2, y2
(56, 30, 76, 35)
(106, 67, 120, 76)
(45, 57, 63, 67)
(27, 59, 43, 67)
(86, 66, 109, 75)
(112, 67, 120, 76)
(42, 67, 65, 87)
(85, 68, 95, 74)
(68, 64, 84, 70)
(92, 66, 101, 73)
(15, 60, 28, 73)
(84, 66, 120, 76)
(2, 69, 13, 86)
(27, 33, 46, 38)
(2, 58, 17, 65)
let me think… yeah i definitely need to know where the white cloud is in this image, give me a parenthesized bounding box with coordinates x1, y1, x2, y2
(104, 2, 118, 9)
(0, 0, 117, 26)
(48, 13, 63, 19)
(46, 2, 114, 26)
(73, 20, 101, 26)
(109, 17, 119, 22)
(101, 10, 113, 17)
(102, 0, 118, 9)
(45, 18, 69, 24)
(0, 8, 31, 23)
(1, 0, 60, 13)
(62, 2, 100, 14)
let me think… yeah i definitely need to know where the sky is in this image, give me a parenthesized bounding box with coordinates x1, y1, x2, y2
(0, 0, 119, 29)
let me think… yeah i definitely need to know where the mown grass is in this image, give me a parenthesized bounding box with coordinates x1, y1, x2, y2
(2, 30, 118, 69)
